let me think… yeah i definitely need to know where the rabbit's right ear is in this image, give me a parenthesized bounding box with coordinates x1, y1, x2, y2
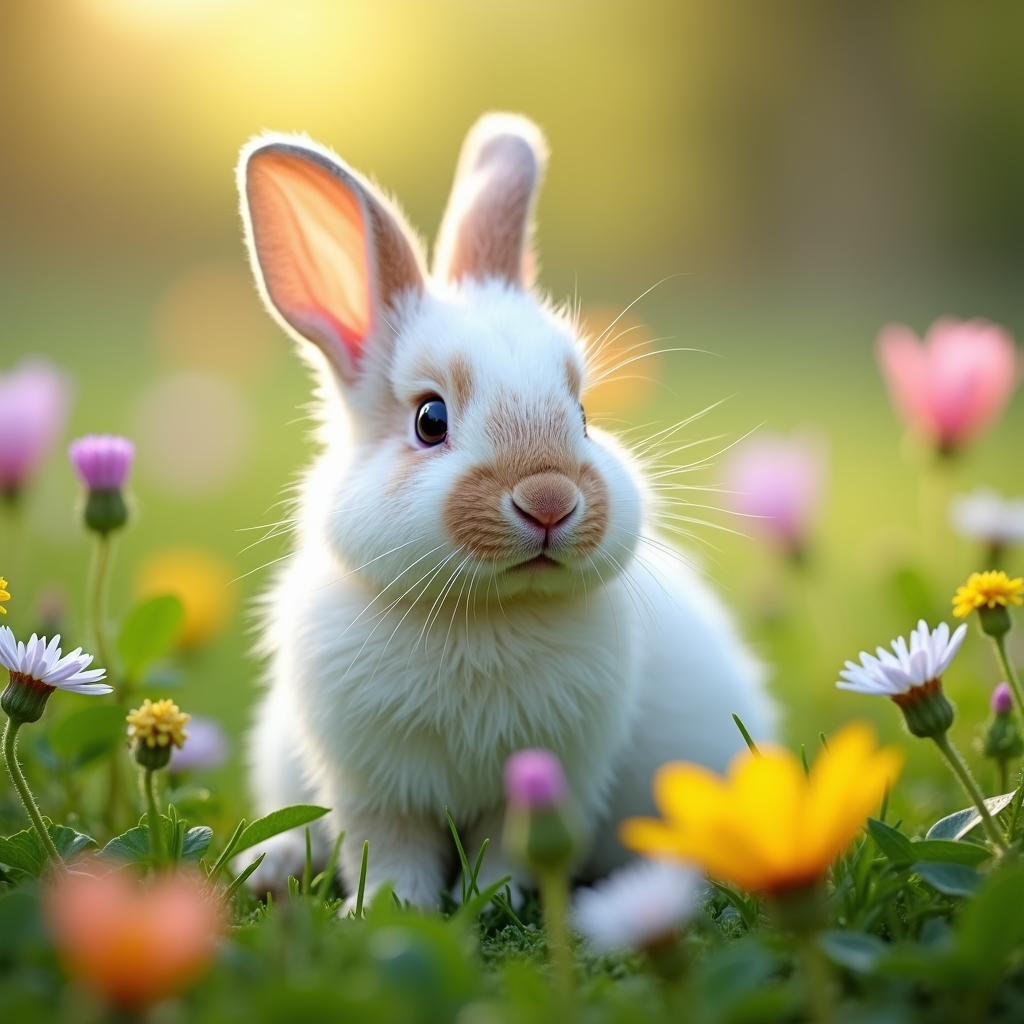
(239, 135, 425, 383)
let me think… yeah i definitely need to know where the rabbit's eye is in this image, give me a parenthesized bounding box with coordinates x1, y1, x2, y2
(580, 402, 587, 437)
(415, 397, 448, 446)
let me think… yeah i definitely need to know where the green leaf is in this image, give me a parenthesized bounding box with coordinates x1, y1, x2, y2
(117, 594, 184, 678)
(182, 826, 212, 862)
(0, 830, 47, 878)
(48, 824, 97, 861)
(913, 861, 982, 897)
(958, 863, 1024, 973)
(867, 817, 915, 864)
(0, 823, 96, 878)
(926, 792, 1016, 840)
(50, 705, 127, 766)
(818, 930, 887, 973)
(232, 805, 330, 856)
(909, 838, 991, 867)
(101, 818, 210, 864)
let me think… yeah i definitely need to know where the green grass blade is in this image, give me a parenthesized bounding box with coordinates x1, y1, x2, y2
(208, 819, 246, 883)
(223, 852, 266, 902)
(731, 713, 760, 757)
(316, 831, 345, 902)
(354, 840, 369, 918)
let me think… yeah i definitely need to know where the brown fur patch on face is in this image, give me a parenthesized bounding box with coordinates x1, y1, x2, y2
(564, 356, 582, 398)
(448, 354, 474, 410)
(575, 462, 610, 554)
(444, 392, 608, 561)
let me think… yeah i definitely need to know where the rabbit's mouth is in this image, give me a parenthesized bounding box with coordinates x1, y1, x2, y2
(509, 553, 561, 572)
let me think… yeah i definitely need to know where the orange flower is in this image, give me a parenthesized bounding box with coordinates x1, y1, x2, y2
(45, 870, 223, 1008)
(621, 722, 904, 895)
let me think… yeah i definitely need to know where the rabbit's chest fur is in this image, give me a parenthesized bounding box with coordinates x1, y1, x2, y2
(269, 543, 639, 822)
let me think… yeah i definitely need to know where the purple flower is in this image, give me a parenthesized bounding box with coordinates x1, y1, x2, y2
(992, 682, 1014, 716)
(504, 749, 567, 808)
(724, 431, 827, 554)
(0, 358, 72, 496)
(68, 434, 135, 491)
(169, 715, 229, 773)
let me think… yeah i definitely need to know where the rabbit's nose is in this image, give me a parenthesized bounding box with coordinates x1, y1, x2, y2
(512, 473, 580, 529)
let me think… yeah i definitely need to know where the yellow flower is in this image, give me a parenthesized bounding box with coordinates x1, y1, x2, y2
(135, 548, 235, 649)
(127, 699, 190, 750)
(620, 722, 904, 895)
(0, 577, 9, 614)
(952, 570, 1024, 618)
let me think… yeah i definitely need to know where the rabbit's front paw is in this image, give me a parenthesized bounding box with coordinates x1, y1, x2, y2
(236, 830, 310, 898)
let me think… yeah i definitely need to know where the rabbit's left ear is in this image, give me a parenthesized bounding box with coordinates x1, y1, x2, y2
(434, 113, 548, 289)
(239, 135, 425, 383)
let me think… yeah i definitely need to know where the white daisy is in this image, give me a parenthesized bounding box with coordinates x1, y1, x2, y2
(0, 626, 110, 693)
(837, 620, 966, 697)
(572, 858, 700, 953)
(950, 488, 1024, 546)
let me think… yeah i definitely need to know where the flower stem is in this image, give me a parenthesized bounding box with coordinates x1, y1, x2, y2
(932, 732, 1008, 852)
(142, 767, 165, 867)
(87, 533, 116, 687)
(799, 937, 834, 1024)
(3, 718, 64, 869)
(992, 635, 1024, 719)
(539, 868, 574, 1005)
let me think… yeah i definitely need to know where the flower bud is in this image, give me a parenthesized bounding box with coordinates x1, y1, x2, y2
(981, 683, 1024, 763)
(992, 681, 1014, 716)
(892, 678, 955, 739)
(978, 604, 1012, 639)
(1, 671, 56, 724)
(127, 699, 190, 773)
(502, 749, 585, 873)
(68, 435, 134, 536)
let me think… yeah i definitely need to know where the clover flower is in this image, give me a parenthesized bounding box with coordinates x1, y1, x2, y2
(45, 870, 224, 1009)
(68, 434, 135, 535)
(572, 858, 700, 953)
(621, 722, 903, 897)
(0, 357, 72, 498)
(876, 317, 1018, 452)
(127, 698, 190, 771)
(0, 576, 8, 615)
(0, 626, 110, 724)
(979, 683, 1023, 794)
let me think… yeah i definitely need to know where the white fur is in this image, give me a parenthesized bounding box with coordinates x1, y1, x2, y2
(237, 125, 775, 904)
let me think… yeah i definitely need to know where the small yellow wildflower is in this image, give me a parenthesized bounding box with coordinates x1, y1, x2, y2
(126, 699, 190, 750)
(952, 570, 1024, 618)
(0, 577, 9, 614)
(620, 721, 904, 895)
(136, 548, 234, 649)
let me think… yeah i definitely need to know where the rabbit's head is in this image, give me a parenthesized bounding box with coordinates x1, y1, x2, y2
(239, 114, 643, 603)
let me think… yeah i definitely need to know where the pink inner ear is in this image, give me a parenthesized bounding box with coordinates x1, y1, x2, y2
(246, 151, 372, 373)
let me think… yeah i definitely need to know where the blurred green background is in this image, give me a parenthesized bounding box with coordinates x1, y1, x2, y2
(1, 0, 1023, 829)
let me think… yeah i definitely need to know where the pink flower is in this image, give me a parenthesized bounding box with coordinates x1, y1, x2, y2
(876, 318, 1019, 452)
(992, 682, 1013, 716)
(68, 434, 135, 491)
(504, 749, 568, 808)
(724, 432, 827, 554)
(0, 358, 73, 496)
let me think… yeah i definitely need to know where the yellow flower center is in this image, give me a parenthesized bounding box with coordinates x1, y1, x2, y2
(0, 576, 9, 614)
(952, 570, 1024, 618)
(126, 698, 190, 750)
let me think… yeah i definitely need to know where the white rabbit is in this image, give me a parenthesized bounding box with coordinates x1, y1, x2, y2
(236, 113, 775, 905)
